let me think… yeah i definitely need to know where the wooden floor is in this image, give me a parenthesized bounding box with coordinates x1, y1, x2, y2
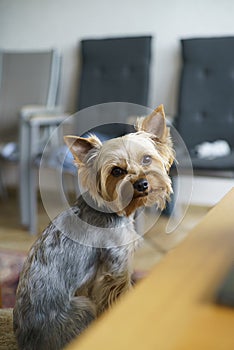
(0, 190, 210, 272)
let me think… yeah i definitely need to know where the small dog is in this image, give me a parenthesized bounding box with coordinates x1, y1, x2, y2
(13, 105, 174, 350)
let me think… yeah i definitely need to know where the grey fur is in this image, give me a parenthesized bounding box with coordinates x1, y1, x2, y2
(13, 193, 141, 350)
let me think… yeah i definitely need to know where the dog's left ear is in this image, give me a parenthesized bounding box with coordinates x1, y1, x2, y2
(64, 135, 102, 165)
(136, 104, 168, 141)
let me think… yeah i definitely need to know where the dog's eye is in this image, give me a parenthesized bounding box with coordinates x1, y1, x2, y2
(142, 155, 152, 166)
(111, 167, 127, 177)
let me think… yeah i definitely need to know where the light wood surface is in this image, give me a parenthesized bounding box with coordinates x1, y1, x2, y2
(66, 188, 234, 350)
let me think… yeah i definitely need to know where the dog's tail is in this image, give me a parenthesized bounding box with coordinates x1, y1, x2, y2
(14, 296, 96, 350)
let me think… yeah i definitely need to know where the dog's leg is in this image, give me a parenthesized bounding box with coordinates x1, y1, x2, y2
(92, 272, 132, 315)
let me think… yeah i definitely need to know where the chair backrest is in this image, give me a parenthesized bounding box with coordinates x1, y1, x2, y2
(0, 49, 60, 143)
(176, 37, 234, 150)
(78, 36, 152, 109)
(75, 36, 152, 137)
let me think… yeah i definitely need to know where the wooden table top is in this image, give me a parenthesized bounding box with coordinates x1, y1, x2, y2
(66, 188, 234, 350)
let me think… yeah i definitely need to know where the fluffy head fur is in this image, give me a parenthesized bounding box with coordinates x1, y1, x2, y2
(64, 105, 175, 216)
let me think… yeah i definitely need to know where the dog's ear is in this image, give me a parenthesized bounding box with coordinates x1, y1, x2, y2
(64, 135, 102, 165)
(136, 104, 168, 141)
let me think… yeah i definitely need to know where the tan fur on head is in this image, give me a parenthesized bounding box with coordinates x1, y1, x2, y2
(64, 105, 175, 216)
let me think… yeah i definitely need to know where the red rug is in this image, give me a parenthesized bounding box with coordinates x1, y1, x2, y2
(0, 249, 26, 308)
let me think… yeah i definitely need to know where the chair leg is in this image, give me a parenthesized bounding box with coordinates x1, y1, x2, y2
(19, 119, 39, 234)
(0, 166, 7, 199)
(19, 120, 31, 227)
(29, 166, 38, 234)
(28, 123, 39, 235)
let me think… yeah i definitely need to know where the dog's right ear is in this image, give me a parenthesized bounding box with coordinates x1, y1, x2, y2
(64, 135, 102, 165)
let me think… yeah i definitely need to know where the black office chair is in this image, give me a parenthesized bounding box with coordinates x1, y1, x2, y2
(29, 35, 153, 233)
(175, 37, 234, 176)
(172, 37, 234, 205)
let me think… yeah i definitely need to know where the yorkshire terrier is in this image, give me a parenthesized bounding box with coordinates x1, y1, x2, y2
(13, 105, 174, 350)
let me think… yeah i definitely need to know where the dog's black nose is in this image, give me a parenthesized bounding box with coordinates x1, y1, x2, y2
(133, 178, 149, 192)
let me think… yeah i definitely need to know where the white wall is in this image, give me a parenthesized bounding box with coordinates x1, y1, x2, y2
(1, 0, 234, 115)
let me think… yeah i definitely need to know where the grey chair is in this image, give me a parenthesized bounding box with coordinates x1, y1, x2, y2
(174, 37, 234, 204)
(0, 49, 62, 230)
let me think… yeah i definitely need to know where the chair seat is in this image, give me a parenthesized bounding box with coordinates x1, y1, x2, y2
(191, 151, 234, 171)
(175, 149, 234, 173)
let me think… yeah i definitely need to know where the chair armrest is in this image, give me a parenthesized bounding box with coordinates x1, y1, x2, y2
(20, 105, 70, 126)
(20, 105, 64, 120)
(28, 112, 70, 126)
